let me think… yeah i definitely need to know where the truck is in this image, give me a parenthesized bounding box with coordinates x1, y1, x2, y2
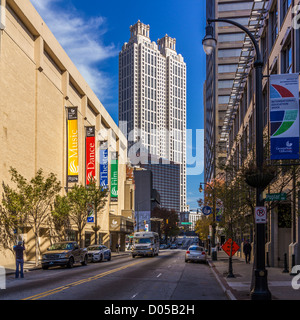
(131, 232, 160, 258)
(41, 241, 88, 269)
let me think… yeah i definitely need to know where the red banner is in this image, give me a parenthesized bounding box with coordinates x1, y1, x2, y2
(86, 126, 96, 185)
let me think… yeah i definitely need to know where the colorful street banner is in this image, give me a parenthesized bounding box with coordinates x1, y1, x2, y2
(100, 144, 108, 188)
(67, 107, 78, 183)
(270, 73, 299, 160)
(85, 126, 96, 185)
(110, 152, 118, 199)
(87, 203, 94, 223)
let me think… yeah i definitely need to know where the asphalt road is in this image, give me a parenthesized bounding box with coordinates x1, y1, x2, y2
(0, 249, 227, 300)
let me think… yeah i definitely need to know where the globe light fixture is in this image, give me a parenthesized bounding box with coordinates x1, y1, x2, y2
(202, 24, 217, 56)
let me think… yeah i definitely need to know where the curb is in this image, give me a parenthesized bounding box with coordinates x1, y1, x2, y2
(208, 259, 237, 300)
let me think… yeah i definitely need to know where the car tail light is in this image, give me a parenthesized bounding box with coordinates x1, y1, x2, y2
(186, 250, 190, 254)
(202, 251, 206, 255)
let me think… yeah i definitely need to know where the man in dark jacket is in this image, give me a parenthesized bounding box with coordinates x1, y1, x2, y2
(13, 241, 25, 278)
(243, 240, 252, 264)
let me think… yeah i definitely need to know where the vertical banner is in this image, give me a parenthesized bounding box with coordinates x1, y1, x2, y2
(100, 142, 108, 188)
(67, 107, 79, 183)
(270, 74, 299, 160)
(85, 126, 96, 185)
(110, 152, 118, 199)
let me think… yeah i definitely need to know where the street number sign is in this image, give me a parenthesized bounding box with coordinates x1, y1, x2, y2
(255, 206, 267, 224)
(202, 206, 212, 216)
(221, 239, 240, 257)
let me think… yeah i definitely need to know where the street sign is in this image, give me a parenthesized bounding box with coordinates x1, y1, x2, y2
(265, 193, 287, 201)
(202, 206, 212, 216)
(221, 239, 240, 257)
(181, 222, 192, 225)
(255, 206, 267, 224)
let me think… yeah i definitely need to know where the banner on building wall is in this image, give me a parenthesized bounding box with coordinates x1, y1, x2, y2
(270, 73, 299, 160)
(87, 203, 94, 223)
(85, 126, 96, 185)
(110, 152, 118, 199)
(67, 107, 79, 183)
(100, 142, 108, 188)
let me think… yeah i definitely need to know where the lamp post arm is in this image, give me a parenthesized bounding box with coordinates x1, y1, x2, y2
(207, 18, 262, 64)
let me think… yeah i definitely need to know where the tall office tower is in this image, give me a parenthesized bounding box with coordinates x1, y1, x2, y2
(204, 0, 253, 183)
(119, 20, 187, 211)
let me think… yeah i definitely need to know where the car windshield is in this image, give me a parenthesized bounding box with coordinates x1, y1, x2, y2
(48, 243, 74, 251)
(88, 246, 101, 251)
(189, 246, 203, 251)
(135, 238, 152, 244)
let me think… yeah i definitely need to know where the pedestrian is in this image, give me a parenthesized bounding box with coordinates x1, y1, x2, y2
(243, 240, 252, 264)
(116, 243, 119, 253)
(13, 240, 25, 278)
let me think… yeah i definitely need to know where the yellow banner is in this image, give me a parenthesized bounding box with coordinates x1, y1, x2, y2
(67, 108, 78, 182)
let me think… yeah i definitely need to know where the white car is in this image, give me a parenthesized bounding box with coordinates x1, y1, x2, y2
(87, 245, 111, 262)
(185, 246, 207, 263)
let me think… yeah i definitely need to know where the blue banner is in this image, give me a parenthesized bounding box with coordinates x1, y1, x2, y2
(270, 74, 299, 160)
(100, 148, 108, 188)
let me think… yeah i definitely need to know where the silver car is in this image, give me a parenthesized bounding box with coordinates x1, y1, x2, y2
(185, 246, 207, 263)
(87, 245, 111, 262)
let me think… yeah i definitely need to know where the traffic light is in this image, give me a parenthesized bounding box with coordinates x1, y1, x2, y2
(166, 219, 169, 224)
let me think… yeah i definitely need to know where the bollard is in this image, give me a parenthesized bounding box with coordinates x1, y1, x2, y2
(290, 254, 297, 276)
(282, 253, 289, 273)
(266, 252, 270, 268)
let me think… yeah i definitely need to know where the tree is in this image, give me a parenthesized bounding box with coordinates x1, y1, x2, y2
(86, 178, 108, 244)
(152, 207, 180, 240)
(67, 184, 90, 247)
(195, 215, 213, 244)
(7, 167, 61, 265)
(0, 180, 27, 254)
(50, 195, 71, 242)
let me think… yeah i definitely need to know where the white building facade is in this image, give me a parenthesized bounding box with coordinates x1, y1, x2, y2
(119, 21, 187, 211)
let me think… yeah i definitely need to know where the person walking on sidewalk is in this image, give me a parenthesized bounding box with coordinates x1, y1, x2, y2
(116, 243, 119, 253)
(243, 240, 252, 264)
(13, 240, 25, 278)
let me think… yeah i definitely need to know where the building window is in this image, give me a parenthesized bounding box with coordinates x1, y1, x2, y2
(270, 3, 278, 50)
(281, 0, 292, 25)
(282, 40, 292, 74)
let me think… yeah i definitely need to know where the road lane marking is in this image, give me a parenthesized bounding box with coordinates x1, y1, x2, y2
(22, 259, 146, 300)
(157, 273, 162, 278)
(131, 293, 138, 299)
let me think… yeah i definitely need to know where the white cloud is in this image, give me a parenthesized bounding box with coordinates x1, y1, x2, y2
(30, 0, 118, 101)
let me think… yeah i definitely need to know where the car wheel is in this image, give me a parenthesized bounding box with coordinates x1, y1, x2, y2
(42, 265, 48, 270)
(67, 257, 74, 268)
(107, 254, 111, 261)
(132, 255, 135, 258)
(81, 255, 88, 266)
(185, 259, 189, 263)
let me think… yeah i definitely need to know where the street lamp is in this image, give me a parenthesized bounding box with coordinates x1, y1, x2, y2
(203, 18, 271, 300)
(199, 182, 217, 261)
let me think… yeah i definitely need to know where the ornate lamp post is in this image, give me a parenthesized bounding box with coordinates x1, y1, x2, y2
(203, 18, 271, 300)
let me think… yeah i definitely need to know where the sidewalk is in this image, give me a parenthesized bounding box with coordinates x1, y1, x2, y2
(4, 251, 130, 276)
(208, 250, 300, 300)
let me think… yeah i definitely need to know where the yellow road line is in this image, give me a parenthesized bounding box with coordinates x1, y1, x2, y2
(23, 259, 146, 300)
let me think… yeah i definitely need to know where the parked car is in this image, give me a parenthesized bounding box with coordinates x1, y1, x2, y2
(87, 245, 111, 262)
(170, 243, 178, 249)
(41, 241, 88, 269)
(160, 244, 166, 249)
(185, 246, 207, 263)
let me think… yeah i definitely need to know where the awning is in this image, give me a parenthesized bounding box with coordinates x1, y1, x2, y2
(109, 214, 134, 234)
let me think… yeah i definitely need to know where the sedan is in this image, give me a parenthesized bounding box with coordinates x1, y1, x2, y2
(185, 246, 207, 263)
(170, 243, 178, 249)
(87, 245, 111, 262)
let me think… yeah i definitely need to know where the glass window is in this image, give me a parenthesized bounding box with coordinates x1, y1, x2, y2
(218, 64, 238, 73)
(218, 33, 245, 43)
(218, 48, 241, 58)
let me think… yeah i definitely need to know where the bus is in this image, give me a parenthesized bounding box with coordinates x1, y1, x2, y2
(131, 232, 160, 258)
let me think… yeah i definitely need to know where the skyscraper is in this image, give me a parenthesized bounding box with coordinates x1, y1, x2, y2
(119, 20, 187, 211)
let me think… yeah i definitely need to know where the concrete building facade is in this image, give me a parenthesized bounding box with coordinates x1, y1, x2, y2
(0, 0, 134, 267)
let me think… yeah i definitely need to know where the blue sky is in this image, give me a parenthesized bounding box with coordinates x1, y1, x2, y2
(30, 0, 207, 210)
